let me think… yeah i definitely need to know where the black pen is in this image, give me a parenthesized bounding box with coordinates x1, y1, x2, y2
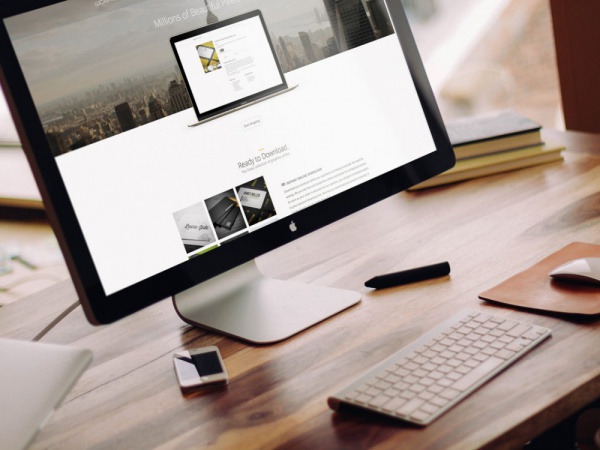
(365, 262, 451, 289)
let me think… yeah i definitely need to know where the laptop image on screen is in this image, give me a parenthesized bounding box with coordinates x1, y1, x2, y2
(171, 10, 298, 127)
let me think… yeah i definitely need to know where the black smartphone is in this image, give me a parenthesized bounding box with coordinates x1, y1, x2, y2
(173, 346, 228, 390)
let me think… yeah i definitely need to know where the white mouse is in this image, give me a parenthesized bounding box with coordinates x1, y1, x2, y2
(549, 257, 600, 286)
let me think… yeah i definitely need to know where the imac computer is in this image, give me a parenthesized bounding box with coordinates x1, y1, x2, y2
(0, 0, 455, 343)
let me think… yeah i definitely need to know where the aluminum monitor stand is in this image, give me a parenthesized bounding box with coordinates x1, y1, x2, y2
(173, 260, 360, 344)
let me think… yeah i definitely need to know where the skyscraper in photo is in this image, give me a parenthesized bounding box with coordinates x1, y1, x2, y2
(364, 0, 395, 38)
(279, 36, 293, 70)
(322, 0, 376, 52)
(46, 131, 68, 156)
(314, 7, 323, 24)
(115, 102, 136, 132)
(138, 109, 149, 126)
(168, 79, 192, 113)
(148, 96, 167, 121)
(299, 32, 316, 63)
(205, 0, 219, 25)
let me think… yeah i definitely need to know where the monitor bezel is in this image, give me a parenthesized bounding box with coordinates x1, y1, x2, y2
(0, 0, 455, 325)
(170, 9, 289, 123)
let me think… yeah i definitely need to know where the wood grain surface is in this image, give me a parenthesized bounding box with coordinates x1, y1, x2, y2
(1, 129, 599, 450)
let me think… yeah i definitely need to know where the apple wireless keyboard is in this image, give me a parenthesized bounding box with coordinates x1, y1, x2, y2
(328, 310, 551, 425)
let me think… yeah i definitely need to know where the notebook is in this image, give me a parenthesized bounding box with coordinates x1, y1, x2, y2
(0, 339, 92, 450)
(170, 10, 297, 126)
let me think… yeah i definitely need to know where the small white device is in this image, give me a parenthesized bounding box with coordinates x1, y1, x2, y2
(173, 345, 228, 390)
(549, 257, 600, 286)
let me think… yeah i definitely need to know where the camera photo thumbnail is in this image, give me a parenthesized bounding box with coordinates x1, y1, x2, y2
(173, 202, 217, 255)
(197, 41, 222, 73)
(236, 176, 277, 227)
(205, 189, 248, 240)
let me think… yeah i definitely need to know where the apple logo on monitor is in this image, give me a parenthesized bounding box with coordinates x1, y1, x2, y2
(289, 221, 297, 232)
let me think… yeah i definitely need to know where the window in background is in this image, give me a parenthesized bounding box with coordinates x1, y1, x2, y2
(0, 89, 19, 146)
(403, 0, 563, 129)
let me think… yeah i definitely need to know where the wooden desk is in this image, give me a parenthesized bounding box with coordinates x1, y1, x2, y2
(1, 129, 599, 450)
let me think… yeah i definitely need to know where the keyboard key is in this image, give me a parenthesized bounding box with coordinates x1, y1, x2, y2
(413, 356, 428, 365)
(369, 394, 392, 408)
(496, 349, 517, 360)
(404, 375, 419, 384)
(413, 369, 429, 378)
(482, 321, 497, 329)
(418, 391, 435, 401)
(439, 388, 460, 400)
(345, 390, 362, 400)
(456, 352, 470, 361)
(507, 324, 531, 338)
(400, 390, 416, 400)
(437, 378, 453, 387)
(394, 367, 410, 377)
(396, 398, 425, 416)
(506, 342, 526, 352)
(428, 371, 444, 380)
(374, 380, 392, 390)
(393, 380, 409, 391)
(381, 397, 406, 413)
(410, 410, 431, 422)
(446, 371, 462, 381)
(430, 396, 449, 407)
(455, 365, 471, 375)
(384, 387, 401, 397)
(472, 314, 487, 323)
(355, 394, 372, 405)
(365, 387, 381, 396)
(421, 403, 440, 414)
(464, 359, 480, 369)
(427, 384, 444, 394)
(385, 373, 401, 384)
(498, 320, 518, 332)
(409, 384, 426, 393)
(404, 362, 419, 371)
(418, 377, 436, 387)
(525, 329, 546, 338)
(452, 356, 503, 391)
(473, 353, 489, 362)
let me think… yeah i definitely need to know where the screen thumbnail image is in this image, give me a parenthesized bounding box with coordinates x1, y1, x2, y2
(173, 202, 217, 255)
(236, 176, 277, 227)
(205, 189, 247, 240)
(197, 41, 222, 73)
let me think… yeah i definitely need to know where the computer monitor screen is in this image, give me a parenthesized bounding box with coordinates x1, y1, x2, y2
(0, 0, 454, 342)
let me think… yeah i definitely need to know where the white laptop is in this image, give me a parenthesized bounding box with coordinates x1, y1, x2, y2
(0, 339, 92, 450)
(170, 10, 298, 127)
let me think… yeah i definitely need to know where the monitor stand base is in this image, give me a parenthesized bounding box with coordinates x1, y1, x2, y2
(172, 260, 361, 344)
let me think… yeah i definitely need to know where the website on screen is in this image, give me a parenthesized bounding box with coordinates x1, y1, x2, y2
(6, 0, 436, 295)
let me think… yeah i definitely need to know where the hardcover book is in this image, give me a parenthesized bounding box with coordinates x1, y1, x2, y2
(409, 141, 564, 190)
(447, 110, 542, 159)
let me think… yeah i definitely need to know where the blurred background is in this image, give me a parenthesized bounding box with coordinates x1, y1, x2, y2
(403, 0, 561, 128)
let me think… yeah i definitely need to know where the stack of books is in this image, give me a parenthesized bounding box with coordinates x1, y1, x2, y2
(411, 111, 565, 190)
